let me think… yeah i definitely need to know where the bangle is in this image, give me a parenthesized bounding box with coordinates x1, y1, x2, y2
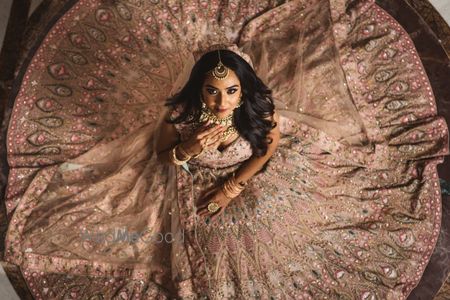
(177, 144, 192, 160)
(171, 144, 190, 165)
(221, 173, 246, 199)
(180, 143, 203, 159)
(192, 148, 204, 159)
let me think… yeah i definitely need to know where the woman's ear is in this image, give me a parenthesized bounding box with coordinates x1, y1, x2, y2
(200, 94, 206, 108)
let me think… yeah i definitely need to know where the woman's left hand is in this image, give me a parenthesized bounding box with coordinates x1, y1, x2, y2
(196, 186, 233, 222)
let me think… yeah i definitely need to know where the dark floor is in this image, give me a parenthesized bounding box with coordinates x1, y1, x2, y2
(0, 0, 448, 299)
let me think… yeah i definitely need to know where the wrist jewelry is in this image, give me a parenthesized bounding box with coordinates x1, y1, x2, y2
(221, 173, 247, 199)
(179, 143, 204, 159)
(192, 148, 204, 159)
(171, 144, 190, 165)
(177, 144, 192, 160)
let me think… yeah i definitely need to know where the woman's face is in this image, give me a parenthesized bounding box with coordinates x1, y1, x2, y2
(201, 68, 241, 118)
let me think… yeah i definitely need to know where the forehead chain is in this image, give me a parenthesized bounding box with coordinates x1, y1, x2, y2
(211, 50, 229, 80)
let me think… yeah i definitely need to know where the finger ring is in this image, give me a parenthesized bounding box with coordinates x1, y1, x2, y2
(207, 202, 220, 213)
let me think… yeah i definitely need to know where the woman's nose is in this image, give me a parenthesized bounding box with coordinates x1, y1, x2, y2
(216, 93, 226, 105)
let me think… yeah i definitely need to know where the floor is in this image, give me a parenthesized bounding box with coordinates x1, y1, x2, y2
(431, 0, 450, 24)
(0, 0, 449, 299)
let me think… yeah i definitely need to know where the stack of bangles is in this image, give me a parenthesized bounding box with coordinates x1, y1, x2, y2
(221, 174, 247, 199)
(170, 144, 247, 213)
(207, 174, 247, 213)
(170, 143, 202, 165)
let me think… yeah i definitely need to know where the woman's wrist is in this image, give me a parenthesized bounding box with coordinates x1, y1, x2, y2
(180, 142, 203, 158)
(221, 173, 247, 199)
(176, 143, 191, 160)
(232, 172, 248, 188)
(170, 144, 190, 165)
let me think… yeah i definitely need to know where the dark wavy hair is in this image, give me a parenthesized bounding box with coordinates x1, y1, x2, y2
(164, 49, 277, 158)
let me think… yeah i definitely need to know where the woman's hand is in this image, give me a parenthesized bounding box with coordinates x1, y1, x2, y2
(180, 120, 225, 157)
(196, 186, 233, 222)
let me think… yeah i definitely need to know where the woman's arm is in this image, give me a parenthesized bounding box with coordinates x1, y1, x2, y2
(233, 110, 280, 185)
(156, 109, 226, 165)
(196, 111, 280, 220)
(198, 129, 282, 219)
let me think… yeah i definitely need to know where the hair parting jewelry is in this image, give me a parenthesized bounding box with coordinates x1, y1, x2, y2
(210, 50, 229, 80)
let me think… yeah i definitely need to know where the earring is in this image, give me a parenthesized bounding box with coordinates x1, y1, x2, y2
(200, 94, 207, 108)
(235, 95, 243, 108)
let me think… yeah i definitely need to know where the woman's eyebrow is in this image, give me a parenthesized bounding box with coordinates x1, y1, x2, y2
(205, 84, 240, 89)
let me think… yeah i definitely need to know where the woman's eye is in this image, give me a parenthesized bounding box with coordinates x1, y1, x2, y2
(207, 89, 217, 95)
(227, 89, 237, 94)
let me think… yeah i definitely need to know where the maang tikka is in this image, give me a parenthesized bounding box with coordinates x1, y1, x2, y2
(211, 50, 229, 80)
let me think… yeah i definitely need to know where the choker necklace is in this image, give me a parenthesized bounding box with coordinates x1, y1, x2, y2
(199, 100, 237, 142)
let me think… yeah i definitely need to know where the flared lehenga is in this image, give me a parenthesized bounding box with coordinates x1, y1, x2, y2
(3, 0, 449, 299)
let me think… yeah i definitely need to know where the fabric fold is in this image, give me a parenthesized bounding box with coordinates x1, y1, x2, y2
(2, 0, 448, 299)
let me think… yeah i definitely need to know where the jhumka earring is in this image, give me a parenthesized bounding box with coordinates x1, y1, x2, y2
(235, 94, 243, 108)
(211, 50, 229, 80)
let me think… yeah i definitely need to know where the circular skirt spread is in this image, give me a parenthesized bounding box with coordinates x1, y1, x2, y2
(3, 0, 449, 299)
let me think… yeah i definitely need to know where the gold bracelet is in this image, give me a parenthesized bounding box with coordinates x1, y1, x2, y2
(222, 182, 243, 199)
(222, 185, 240, 199)
(221, 174, 246, 199)
(177, 144, 192, 160)
(191, 148, 204, 159)
(225, 179, 243, 194)
(178, 143, 204, 159)
(171, 144, 190, 165)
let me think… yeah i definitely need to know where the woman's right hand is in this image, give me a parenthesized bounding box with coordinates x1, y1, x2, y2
(180, 121, 225, 156)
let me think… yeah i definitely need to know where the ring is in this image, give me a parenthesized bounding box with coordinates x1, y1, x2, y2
(207, 202, 220, 213)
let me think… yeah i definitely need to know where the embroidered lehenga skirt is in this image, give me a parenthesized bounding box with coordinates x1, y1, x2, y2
(3, 0, 449, 299)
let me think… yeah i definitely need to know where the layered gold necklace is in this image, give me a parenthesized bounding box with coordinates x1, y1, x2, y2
(198, 101, 237, 142)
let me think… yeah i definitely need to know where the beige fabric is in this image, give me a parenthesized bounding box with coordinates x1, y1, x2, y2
(3, 0, 449, 299)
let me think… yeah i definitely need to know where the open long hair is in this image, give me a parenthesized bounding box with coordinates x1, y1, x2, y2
(164, 49, 277, 158)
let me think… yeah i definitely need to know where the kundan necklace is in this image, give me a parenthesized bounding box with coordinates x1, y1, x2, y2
(199, 100, 238, 142)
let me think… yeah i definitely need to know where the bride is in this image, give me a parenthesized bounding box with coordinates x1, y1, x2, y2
(3, 0, 448, 299)
(156, 49, 279, 223)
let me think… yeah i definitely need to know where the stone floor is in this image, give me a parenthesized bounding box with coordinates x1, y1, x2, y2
(0, 1, 448, 299)
(431, 0, 450, 24)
